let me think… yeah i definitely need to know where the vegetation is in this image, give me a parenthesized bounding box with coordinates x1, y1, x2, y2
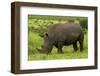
(28, 15, 88, 60)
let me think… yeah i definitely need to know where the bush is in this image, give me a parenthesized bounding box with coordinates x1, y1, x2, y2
(28, 31, 43, 55)
(80, 18, 88, 29)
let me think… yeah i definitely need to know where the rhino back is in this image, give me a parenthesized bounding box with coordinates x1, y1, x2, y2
(48, 23, 82, 42)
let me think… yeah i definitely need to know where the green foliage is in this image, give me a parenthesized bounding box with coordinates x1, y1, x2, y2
(80, 18, 88, 29)
(28, 31, 43, 55)
(28, 15, 88, 60)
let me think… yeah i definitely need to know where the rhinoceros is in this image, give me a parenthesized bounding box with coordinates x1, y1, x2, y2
(38, 23, 84, 54)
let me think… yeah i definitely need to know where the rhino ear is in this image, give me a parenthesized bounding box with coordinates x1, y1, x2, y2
(44, 33, 49, 39)
(45, 33, 48, 37)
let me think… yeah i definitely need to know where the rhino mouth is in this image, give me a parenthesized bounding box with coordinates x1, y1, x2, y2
(37, 48, 44, 53)
(36, 46, 50, 54)
(36, 46, 46, 54)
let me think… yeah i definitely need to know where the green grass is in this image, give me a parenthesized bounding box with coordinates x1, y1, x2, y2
(28, 50, 88, 60)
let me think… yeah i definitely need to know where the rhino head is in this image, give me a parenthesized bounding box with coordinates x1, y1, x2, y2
(37, 33, 53, 54)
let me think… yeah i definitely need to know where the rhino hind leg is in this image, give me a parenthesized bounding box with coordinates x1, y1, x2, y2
(79, 32, 84, 52)
(79, 40, 83, 52)
(73, 42, 78, 51)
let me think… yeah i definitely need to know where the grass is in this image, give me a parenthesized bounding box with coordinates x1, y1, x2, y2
(28, 50, 88, 60)
(28, 32, 88, 61)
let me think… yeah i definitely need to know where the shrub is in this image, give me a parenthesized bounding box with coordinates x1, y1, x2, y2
(80, 18, 88, 29)
(28, 31, 43, 55)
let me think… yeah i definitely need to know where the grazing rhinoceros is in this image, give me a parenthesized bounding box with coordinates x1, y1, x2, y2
(37, 23, 84, 54)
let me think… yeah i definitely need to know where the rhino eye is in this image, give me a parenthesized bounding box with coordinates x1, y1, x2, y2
(44, 33, 49, 40)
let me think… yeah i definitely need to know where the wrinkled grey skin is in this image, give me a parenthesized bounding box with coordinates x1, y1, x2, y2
(38, 23, 84, 54)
